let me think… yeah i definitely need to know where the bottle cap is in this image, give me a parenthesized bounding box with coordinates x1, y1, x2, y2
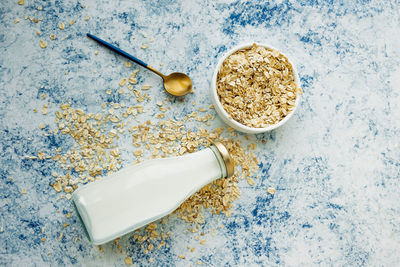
(212, 141, 234, 178)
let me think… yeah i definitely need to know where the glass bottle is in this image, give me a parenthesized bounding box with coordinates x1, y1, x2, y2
(72, 142, 233, 245)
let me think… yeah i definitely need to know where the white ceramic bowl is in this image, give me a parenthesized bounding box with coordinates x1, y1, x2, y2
(210, 43, 301, 134)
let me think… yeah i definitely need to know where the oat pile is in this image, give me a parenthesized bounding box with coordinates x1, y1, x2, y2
(48, 104, 124, 197)
(216, 43, 301, 128)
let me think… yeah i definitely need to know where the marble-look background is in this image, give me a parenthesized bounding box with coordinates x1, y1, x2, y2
(1, 0, 400, 266)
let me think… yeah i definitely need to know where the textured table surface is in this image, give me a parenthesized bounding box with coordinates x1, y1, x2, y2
(1, 0, 400, 266)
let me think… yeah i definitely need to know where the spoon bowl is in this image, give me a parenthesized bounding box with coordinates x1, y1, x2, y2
(163, 72, 193, 96)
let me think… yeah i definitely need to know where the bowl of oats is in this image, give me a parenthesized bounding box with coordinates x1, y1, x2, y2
(211, 43, 301, 134)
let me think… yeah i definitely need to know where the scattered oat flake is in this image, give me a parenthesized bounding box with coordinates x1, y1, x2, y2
(36, 31, 41, 35)
(110, 116, 120, 123)
(41, 237, 46, 242)
(298, 87, 303, 94)
(50, 34, 56, 40)
(84, 16, 90, 21)
(124, 257, 133, 265)
(133, 149, 143, 157)
(21, 189, 27, 194)
(141, 85, 151, 90)
(149, 37, 154, 42)
(128, 77, 137, 84)
(94, 51, 99, 55)
(267, 187, 276, 194)
(200, 239, 206, 245)
(37, 6, 42, 11)
(119, 78, 127, 87)
(39, 41, 47, 49)
(53, 183, 62, 192)
(59, 22, 65, 30)
(18, 0, 24, 5)
(60, 103, 70, 110)
(38, 151, 46, 160)
(198, 261, 202, 265)
(125, 61, 132, 68)
(14, 18, 20, 23)
(141, 44, 148, 49)
(247, 177, 255, 186)
(69, 19, 75, 26)
(178, 255, 186, 259)
(62, 223, 69, 228)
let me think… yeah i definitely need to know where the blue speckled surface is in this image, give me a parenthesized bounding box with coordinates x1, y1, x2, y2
(1, 0, 400, 266)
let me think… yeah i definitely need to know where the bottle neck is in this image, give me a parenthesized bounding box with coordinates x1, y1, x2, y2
(210, 145, 227, 178)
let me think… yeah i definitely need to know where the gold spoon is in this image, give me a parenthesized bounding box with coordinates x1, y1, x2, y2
(87, 33, 193, 96)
